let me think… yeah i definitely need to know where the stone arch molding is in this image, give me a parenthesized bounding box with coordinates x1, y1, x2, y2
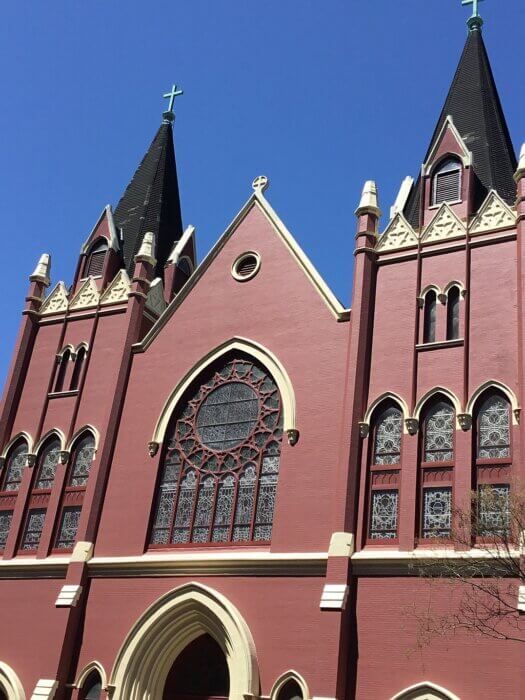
(0, 662, 26, 700)
(391, 681, 460, 700)
(74, 660, 107, 691)
(270, 670, 310, 699)
(152, 336, 296, 444)
(466, 380, 520, 426)
(362, 392, 410, 434)
(413, 387, 463, 429)
(109, 582, 260, 700)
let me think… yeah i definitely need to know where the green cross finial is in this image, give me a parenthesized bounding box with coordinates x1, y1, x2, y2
(462, 0, 485, 31)
(162, 84, 183, 123)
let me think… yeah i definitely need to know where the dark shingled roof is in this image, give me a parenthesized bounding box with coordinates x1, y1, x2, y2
(404, 27, 516, 228)
(114, 123, 183, 277)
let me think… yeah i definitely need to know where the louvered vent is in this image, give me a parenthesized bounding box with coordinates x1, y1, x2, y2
(232, 253, 260, 281)
(86, 251, 106, 277)
(433, 169, 461, 206)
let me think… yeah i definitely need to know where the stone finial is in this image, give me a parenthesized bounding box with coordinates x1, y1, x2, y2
(515, 143, 525, 182)
(355, 180, 381, 218)
(30, 253, 51, 286)
(252, 175, 269, 193)
(135, 232, 156, 267)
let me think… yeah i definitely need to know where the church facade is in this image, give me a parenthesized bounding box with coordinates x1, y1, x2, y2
(0, 14, 523, 700)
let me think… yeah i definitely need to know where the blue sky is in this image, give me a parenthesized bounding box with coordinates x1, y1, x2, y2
(0, 1, 522, 385)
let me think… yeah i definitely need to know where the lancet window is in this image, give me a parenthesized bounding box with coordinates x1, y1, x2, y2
(423, 291, 437, 343)
(446, 285, 460, 340)
(420, 400, 455, 539)
(54, 433, 96, 550)
(474, 392, 512, 538)
(79, 671, 103, 700)
(54, 348, 72, 393)
(367, 404, 402, 541)
(149, 356, 284, 547)
(0, 440, 28, 550)
(84, 239, 108, 278)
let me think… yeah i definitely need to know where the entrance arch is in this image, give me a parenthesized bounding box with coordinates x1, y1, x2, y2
(163, 633, 229, 699)
(109, 583, 259, 700)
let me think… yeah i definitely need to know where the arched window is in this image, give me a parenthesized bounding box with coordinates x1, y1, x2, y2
(446, 286, 460, 340)
(423, 291, 437, 344)
(177, 257, 193, 278)
(54, 348, 71, 393)
(54, 433, 96, 550)
(20, 437, 60, 551)
(149, 356, 283, 546)
(163, 634, 229, 699)
(475, 393, 511, 538)
(84, 239, 108, 278)
(277, 680, 304, 700)
(70, 346, 87, 391)
(432, 157, 462, 206)
(420, 401, 454, 539)
(79, 671, 102, 700)
(0, 440, 28, 551)
(367, 404, 402, 541)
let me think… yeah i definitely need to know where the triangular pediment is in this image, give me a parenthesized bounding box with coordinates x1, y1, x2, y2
(145, 278, 167, 316)
(69, 277, 99, 310)
(469, 190, 516, 235)
(376, 213, 418, 252)
(40, 282, 69, 315)
(421, 203, 466, 245)
(81, 205, 120, 254)
(99, 269, 131, 305)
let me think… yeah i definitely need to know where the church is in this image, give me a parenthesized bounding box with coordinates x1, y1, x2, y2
(0, 5, 523, 700)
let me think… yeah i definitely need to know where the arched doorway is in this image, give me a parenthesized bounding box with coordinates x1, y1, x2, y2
(163, 634, 229, 700)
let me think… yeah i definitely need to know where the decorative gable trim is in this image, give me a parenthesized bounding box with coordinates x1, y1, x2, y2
(145, 277, 167, 316)
(100, 269, 131, 305)
(376, 213, 418, 253)
(40, 282, 69, 315)
(69, 277, 99, 310)
(421, 203, 466, 245)
(469, 190, 516, 235)
(423, 115, 472, 175)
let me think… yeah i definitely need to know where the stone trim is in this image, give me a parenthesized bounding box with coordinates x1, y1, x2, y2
(55, 584, 82, 607)
(30, 680, 58, 700)
(319, 584, 349, 610)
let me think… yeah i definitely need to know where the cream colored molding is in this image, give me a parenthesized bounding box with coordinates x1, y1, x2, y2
(109, 582, 260, 700)
(422, 115, 472, 174)
(30, 253, 51, 287)
(515, 143, 525, 181)
(33, 428, 67, 454)
(168, 225, 196, 266)
(352, 548, 520, 563)
(390, 680, 460, 700)
(69, 276, 99, 311)
(55, 584, 82, 607)
(66, 425, 100, 452)
(320, 584, 348, 610)
(40, 281, 69, 315)
(0, 662, 26, 700)
(469, 190, 516, 235)
(99, 269, 131, 305)
(151, 337, 297, 444)
(57, 344, 75, 359)
(70, 541, 94, 563)
(413, 386, 463, 429)
(145, 277, 167, 316)
(135, 231, 156, 267)
(421, 203, 466, 245)
(376, 213, 418, 253)
(390, 176, 414, 219)
(80, 205, 120, 254)
(231, 251, 262, 282)
(74, 661, 108, 691)
(1, 431, 34, 458)
(355, 180, 381, 218)
(362, 392, 411, 434)
(442, 280, 466, 298)
(466, 380, 520, 425)
(270, 671, 310, 700)
(418, 285, 441, 306)
(30, 680, 58, 700)
(517, 585, 525, 613)
(328, 532, 354, 558)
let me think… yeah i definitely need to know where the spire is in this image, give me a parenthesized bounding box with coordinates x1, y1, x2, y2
(113, 121, 184, 278)
(404, 26, 516, 226)
(30, 253, 51, 286)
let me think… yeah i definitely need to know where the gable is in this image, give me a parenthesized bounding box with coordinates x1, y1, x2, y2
(469, 190, 516, 235)
(420, 203, 466, 244)
(376, 213, 418, 252)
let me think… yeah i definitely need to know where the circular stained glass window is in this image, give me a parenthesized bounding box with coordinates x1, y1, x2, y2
(196, 382, 259, 451)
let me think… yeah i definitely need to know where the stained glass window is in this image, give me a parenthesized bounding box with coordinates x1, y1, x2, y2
(150, 357, 283, 546)
(55, 506, 82, 549)
(477, 484, 510, 537)
(21, 508, 46, 550)
(422, 487, 452, 538)
(69, 435, 96, 486)
(1, 442, 27, 491)
(369, 490, 398, 539)
(35, 439, 60, 490)
(374, 407, 402, 465)
(424, 402, 454, 462)
(477, 395, 511, 459)
(0, 511, 13, 549)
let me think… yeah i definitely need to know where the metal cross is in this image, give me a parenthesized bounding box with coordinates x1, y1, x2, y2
(163, 84, 183, 113)
(462, 0, 485, 20)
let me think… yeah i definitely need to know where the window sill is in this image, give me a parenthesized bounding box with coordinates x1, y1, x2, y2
(416, 339, 464, 351)
(48, 390, 79, 399)
(429, 199, 462, 210)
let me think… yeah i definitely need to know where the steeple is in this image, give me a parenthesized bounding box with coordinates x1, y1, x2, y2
(113, 120, 184, 277)
(404, 23, 516, 226)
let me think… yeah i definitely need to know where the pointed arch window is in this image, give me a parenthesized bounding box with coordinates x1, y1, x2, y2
(84, 239, 108, 278)
(367, 404, 402, 541)
(79, 671, 102, 700)
(0, 440, 28, 550)
(149, 356, 283, 547)
(54, 348, 71, 393)
(475, 392, 511, 538)
(20, 437, 60, 551)
(446, 286, 460, 340)
(277, 680, 304, 700)
(54, 433, 96, 551)
(420, 400, 455, 539)
(423, 291, 437, 343)
(432, 157, 462, 206)
(70, 345, 87, 391)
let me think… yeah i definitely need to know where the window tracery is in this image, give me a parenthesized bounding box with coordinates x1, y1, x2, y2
(150, 356, 283, 546)
(424, 403, 454, 462)
(477, 395, 510, 458)
(1, 442, 27, 492)
(373, 406, 402, 464)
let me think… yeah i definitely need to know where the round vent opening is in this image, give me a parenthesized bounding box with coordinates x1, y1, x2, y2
(231, 252, 261, 282)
